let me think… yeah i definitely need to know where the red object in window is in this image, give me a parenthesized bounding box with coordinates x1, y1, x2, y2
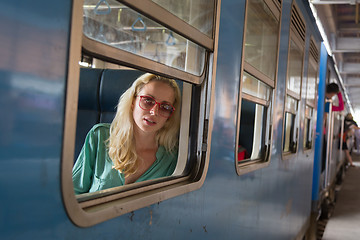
(238, 145, 248, 161)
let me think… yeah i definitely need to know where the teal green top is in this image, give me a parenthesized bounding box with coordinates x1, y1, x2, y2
(72, 123, 177, 194)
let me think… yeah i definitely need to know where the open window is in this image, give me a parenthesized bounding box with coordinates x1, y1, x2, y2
(303, 37, 319, 150)
(282, 3, 305, 158)
(62, 0, 220, 227)
(236, 0, 281, 175)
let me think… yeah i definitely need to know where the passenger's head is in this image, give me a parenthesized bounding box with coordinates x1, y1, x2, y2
(345, 113, 353, 121)
(116, 73, 181, 139)
(108, 73, 181, 176)
(326, 83, 339, 99)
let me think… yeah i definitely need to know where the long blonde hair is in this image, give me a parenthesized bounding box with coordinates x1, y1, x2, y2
(108, 73, 181, 177)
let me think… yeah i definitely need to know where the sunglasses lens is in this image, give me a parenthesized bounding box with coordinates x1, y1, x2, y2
(159, 104, 174, 117)
(140, 96, 155, 109)
(139, 96, 174, 118)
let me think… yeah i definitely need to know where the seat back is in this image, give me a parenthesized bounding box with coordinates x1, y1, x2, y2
(74, 68, 102, 158)
(99, 69, 144, 123)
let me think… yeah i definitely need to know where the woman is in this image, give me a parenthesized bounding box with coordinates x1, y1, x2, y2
(72, 73, 181, 194)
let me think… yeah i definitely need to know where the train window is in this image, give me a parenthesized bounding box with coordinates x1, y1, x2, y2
(282, 3, 305, 157)
(83, 0, 206, 76)
(236, 72, 272, 174)
(306, 48, 318, 105)
(238, 99, 269, 162)
(304, 106, 313, 150)
(287, 40, 302, 97)
(242, 72, 271, 101)
(62, 0, 219, 227)
(303, 38, 319, 150)
(235, 0, 280, 174)
(243, 0, 280, 86)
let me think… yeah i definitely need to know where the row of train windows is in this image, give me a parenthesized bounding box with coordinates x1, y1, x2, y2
(62, 0, 320, 226)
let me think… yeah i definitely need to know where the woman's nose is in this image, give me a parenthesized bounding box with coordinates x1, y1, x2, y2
(150, 103, 159, 116)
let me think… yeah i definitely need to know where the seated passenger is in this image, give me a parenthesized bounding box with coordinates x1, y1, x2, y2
(72, 73, 181, 194)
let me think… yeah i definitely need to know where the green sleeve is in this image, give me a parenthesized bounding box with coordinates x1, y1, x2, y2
(72, 127, 99, 194)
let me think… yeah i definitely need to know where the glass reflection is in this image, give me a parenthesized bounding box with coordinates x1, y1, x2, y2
(244, 0, 279, 81)
(307, 62, 317, 103)
(242, 72, 271, 101)
(83, 0, 206, 75)
(287, 39, 303, 95)
(285, 95, 298, 112)
(151, 0, 215, 37)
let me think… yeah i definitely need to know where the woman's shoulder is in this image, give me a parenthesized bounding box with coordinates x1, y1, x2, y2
(90, 123, 111, 132)
(87, 123, 111, 139)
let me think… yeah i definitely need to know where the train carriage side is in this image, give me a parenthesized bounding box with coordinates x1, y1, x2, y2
(312, 50, 348, 221)
(0, 0, 346, 240)
(211, 0, 324, 239)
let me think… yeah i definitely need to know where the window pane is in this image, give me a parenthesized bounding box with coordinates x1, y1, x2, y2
(307, 62, 317, 103)
(238, 99, 268, 162)
(304, 117, 312, 149)
(287, 39, 303, 94)
(305, 105, 312, 118)
(304, 105, 313, 150)
(242, 72, 271, 101)
(283, 112, 297, 153)
(83, 0, 206, 76)
(151, 0, 215, 37)
(244, 0, 279, 81)
(285, 95, 298, 112)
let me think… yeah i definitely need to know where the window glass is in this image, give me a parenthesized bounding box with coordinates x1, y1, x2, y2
(287, 39, 303, 95)
(83, 0, 206, 76)
(305, 105, 312, 118)
(283, 112, 297, 153)
(285, 95, 298, 112)
(244, 0, 279, 82)
(238, 99, 268, 162)
(151, 0, 215, 37)
(304, 105, 313, 150)
(307, 60, 317, 103)
(242, 72, 271, 101)
(303, 117, 310, 149)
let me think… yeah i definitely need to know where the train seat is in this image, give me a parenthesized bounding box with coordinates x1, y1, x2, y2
(74, 68, 103, 158)
(99, 69, 144, 123)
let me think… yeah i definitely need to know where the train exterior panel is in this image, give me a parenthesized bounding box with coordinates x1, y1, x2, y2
(0, 0, 347, 239)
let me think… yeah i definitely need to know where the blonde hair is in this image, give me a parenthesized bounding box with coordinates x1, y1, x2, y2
(108, 73, 181, 177)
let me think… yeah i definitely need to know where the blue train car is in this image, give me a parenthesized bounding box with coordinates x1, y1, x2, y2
(0, 0, 350, 239)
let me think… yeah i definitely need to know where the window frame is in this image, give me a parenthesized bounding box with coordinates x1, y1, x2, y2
(306, 37, 319, 108)
(235, 0, 281, 175)
(62, 0, 220, 227)
(303, 37, 320, 151)
(281, 2, 306, 159)
(303, 105, 314, 151)
(236, 91, 272, 174)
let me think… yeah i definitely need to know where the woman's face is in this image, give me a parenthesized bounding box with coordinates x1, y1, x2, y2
(326, 92, 336, 99)
(132, 81, 175, 135)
